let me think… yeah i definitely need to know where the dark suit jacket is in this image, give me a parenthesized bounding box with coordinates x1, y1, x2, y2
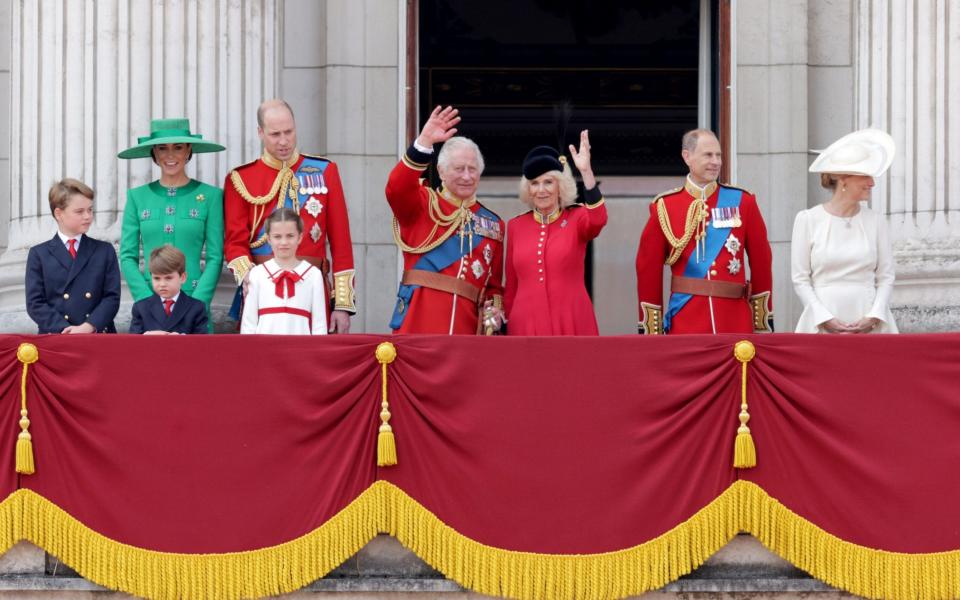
(129, 293, 208, 334)
(25, 233, 121, 333)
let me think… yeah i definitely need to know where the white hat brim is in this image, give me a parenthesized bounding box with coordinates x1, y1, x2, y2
(808, 128, 895, 177)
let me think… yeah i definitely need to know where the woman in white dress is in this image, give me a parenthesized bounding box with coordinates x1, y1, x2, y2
(241, 208, 329, 335)
(792, 128, 898, 333)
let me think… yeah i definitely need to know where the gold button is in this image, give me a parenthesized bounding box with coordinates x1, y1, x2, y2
(710, 270, 717, 276)
(85, 292, 92, 299)
(63, 293, 70, 299)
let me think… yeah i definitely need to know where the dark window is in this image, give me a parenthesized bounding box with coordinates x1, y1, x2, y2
(419, 1, 704, 176)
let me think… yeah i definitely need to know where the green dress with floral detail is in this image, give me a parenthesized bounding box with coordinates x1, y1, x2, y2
(119, 180, 224, 307)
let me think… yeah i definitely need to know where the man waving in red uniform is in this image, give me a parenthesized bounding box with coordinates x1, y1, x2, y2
(635, 129, 773, 334)
(223, 99, 356, 332)
(386, 106, 505, 334)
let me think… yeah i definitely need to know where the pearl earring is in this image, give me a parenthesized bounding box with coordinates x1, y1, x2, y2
(842, 185, 847, 192)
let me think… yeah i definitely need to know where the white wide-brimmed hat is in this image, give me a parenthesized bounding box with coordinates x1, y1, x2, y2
(808, 128, 895, 177)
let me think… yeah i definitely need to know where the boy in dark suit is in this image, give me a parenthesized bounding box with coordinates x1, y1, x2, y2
(129, 245, 208, 334)
(25, 179, 121, 334)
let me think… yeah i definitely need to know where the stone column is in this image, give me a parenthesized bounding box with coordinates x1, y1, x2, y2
(0, 0, 277, 332)
(856, 0, 960, 331)
(735, 0, 810, 332)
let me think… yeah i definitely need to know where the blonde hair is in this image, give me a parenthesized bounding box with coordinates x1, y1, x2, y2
(820, 173, 839, 190)
(149, 244, 186, 275)
(48, 178, 94, 215)
(518, 162, 578, 209)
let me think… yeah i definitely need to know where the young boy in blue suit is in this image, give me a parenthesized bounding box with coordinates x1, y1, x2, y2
(25, 179, 121, 334)
(129, 245, 208, 334)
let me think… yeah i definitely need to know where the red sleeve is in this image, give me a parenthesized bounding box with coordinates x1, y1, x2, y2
(503, 221, 516, 317)
(385, 146, 432, 228)
(740, 193, 773, 305)
(321, 162, 355, 273)
(635, 201, 667, 317)
(577, 202, 608, 241)
(223, 171, 251, 268)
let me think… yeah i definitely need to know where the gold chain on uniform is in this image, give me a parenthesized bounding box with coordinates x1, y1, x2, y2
(392, 188, 476, 255)
(657, 197, 709, 266)
(229, 165, 300, 248)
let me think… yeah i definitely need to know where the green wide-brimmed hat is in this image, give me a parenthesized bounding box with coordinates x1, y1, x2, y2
(118, 118, 225, 159)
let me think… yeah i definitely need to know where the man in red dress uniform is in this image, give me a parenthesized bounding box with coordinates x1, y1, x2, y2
(224, 99, 356, 332)
(635, 129, 773, 334)
(386, 106, 505, 334)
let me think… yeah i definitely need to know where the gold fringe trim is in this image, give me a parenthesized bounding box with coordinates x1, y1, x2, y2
(0, 487, 382, 600)
(0, 480, 956, 599)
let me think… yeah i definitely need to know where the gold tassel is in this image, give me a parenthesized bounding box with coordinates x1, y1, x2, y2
(732, 340, 757, 469)
(16, 343, 39, 475)
(375, 342, 398, 467)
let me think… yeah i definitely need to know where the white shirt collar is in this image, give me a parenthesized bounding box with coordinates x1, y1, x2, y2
(57, 230, 80, 248)
(160, 292, 181, 303)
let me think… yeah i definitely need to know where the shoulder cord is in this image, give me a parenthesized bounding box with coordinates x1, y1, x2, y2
(657, 197, 708, 266)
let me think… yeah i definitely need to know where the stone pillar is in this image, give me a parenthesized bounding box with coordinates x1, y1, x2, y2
(735, 0, 810, 332)
(285, 0, 401, 334)
(0, 0, 277, 332)
(856, 0, 960, 331)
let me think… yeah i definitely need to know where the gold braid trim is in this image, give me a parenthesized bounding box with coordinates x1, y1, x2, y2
(0, 480, 958, 599)
(230, 166, 300, 249)
(392, 188, 474, 255)
(656, 197, 709, 266)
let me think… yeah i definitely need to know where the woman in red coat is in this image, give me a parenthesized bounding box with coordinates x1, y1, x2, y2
(504, 131, 607, 335)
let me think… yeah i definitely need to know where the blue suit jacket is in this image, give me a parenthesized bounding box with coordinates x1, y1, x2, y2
(129, 293, 208, 334)
(25, 234, 121, 333)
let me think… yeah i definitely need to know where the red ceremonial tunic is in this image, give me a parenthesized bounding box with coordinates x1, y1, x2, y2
(635, 180, 773, 334)
(386, 146, 504, 335)
(223, 151, 356, 310)
(504, 198, 607, 336)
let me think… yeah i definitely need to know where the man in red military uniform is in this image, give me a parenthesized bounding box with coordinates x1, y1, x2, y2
(635, 129, 773, 334)
(224, 99, 356, 332)
(386, 105, 504, 334)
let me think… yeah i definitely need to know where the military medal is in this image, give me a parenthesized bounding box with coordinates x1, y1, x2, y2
(471, 259, 484, 279)
(298, 175, 310, 195)
(727, 257, 742, 275)
(724, 233, 741, 256)
(711, 206, 742, 228)
(317, 174, 328, 195)
(305, 197, 323, 218)
(310, 222, 322, 243)
(483, 244, 493, 265)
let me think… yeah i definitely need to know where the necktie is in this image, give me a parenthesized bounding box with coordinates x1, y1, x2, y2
(67, 238, 77, 259)
(163, 299, 174, 316)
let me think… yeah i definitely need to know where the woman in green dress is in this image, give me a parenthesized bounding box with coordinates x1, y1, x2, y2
(118, 119, 225, 325)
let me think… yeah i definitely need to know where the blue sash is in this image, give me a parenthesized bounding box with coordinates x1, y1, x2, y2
(664, 187, 742, 332)
(251, 157, 330, 256)
(389, 205, 496, 329)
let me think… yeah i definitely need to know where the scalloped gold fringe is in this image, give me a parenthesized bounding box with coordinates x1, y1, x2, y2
(0, 481, 957, 600)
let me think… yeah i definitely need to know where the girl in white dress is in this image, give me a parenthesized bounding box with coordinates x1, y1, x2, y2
(792, 129, 898, 334)
(240, 208, 329, 335)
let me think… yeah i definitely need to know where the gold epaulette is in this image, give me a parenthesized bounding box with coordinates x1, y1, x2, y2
(652, 186, 684, 204)
(300, 152, 331, 162)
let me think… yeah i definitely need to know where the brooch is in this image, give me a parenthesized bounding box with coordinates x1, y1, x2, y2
(471, 259, 484, 279)
(196, 194, 205, 203)
(305, 197, 323, 218)
(727, 257, 742, 275)
(724, 233, 741, 256)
